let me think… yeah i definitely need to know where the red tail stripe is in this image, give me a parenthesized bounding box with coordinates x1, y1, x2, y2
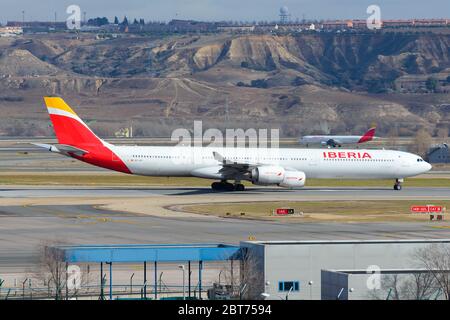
(358, 128, 376, 143)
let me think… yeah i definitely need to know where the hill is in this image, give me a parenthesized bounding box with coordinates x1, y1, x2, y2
(0, 32, 448, 138)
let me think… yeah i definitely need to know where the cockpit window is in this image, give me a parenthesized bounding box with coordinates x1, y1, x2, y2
(417, 158, 424, 162)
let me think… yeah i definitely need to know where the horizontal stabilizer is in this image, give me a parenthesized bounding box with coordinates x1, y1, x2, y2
(31, 143, 89, 156)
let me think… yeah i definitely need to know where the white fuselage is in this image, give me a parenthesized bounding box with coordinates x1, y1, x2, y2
(299, 135, 366, 145)
(110, 145, 431, 180)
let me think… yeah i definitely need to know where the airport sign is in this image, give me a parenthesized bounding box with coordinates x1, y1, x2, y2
(410, 205, 444, 213)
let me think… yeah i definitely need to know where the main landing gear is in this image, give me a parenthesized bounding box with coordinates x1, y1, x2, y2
(211, 180, 245, 191)
(394, 179, 403, 191)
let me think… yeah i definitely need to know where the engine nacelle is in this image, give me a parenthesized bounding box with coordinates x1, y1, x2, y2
(278, 170, 306, 188)
(251, 166, 285, 185)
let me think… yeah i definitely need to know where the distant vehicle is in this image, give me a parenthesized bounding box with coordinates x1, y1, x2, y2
(299, 127, 377, 148)
(34, 98, 430, 191)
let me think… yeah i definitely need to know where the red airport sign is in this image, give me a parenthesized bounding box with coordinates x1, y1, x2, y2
(410, 205, 443, 213)
(275, 208, 295, 215)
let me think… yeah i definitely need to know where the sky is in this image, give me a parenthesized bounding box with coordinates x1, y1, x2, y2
(1, 0, 449, 24)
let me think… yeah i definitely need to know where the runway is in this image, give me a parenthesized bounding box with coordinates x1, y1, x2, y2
(1, 202, 450, 267)
(2, 185, 450, 199)
(1, 185, 450, 269)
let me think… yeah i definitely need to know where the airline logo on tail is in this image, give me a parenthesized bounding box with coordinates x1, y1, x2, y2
(358, 127, 376, 143)
(43, 97, 131, 174)
(44, 97, 103, 147)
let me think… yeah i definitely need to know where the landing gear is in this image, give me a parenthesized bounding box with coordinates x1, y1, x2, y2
(394, 179, 403, 191)
(211, 181, 245, 191)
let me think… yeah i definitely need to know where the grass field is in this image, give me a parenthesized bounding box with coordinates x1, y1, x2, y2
(181, 200, 450, 222)
(0, 173, 449, 187)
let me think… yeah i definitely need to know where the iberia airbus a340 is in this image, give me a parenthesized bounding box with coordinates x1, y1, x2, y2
(34, 97, 432, 191)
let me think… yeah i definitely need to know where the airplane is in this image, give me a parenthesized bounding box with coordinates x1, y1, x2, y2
(299, 127, 377, 148)
(34, 97, 431, 191)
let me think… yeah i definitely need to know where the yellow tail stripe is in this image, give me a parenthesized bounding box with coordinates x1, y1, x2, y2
(44, 97, 77, 116)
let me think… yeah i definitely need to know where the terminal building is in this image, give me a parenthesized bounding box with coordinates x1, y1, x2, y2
(427, 144, 450, 164)
(241, 239, 450, 300)
(2, 239, 449, 300)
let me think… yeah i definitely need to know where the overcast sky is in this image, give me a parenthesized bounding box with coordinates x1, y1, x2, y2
(1, 0, 449, 24)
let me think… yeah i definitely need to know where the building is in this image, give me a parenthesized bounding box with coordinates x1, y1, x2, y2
(241, 239, 450, 300)
(0, 26, 23, 37)
(321, 268, 445, 300)
(167, 19, 216, 33)
(427, 144, 450, 163)
(7, 21, 67, 33)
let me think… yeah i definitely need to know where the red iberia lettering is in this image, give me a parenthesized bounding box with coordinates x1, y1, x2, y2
(323, 152, 373, 159)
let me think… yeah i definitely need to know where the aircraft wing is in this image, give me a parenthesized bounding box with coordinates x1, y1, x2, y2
(213, 151, 259, 178)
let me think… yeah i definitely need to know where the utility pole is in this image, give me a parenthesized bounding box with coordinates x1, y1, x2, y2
(178, 265, 186, 300)
(225, 97, 229, 123)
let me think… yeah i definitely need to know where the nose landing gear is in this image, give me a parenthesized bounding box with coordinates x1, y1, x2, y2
(394, 179, 403, 191)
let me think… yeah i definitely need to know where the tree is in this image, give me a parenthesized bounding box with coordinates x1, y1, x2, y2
(369, 273, 437, 300)
(217, 249, 264, 300)
(33, 241, 90, 300)
(387, 127, 399, 148)
(414, 244, 450, 300)
(410, 128, 433, 157)
(122, 16, 129, 26)
(425, 77, 438, 92)
(437, 127, 449, 142)
(87, 17, 109, 26)
(239, 249, 265, 299)
(34, 241, 68, 300)
(114, 16, 119, 25)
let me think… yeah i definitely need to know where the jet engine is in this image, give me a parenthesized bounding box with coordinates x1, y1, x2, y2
(251, 166, 285, 185)
(278, 170, 306, 188)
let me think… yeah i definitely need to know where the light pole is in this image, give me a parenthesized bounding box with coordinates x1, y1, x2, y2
(285, 286, 294, 300)
(349, 287, 354, 299)
(308, 281, 313, 300)
(178, 265, 186, 300)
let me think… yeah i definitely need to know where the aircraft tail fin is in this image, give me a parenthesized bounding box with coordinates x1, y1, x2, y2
(43, 97, 104, 148)
(358, 127, 376, 143)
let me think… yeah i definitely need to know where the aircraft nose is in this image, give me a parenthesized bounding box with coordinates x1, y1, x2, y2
(424, 162, 432, 172)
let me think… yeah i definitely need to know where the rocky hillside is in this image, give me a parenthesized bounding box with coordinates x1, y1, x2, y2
(0, 33, 449, 138)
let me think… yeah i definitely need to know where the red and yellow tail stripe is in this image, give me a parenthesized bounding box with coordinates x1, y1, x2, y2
(44, 97, 102, 147)
(43, 97, 131, 174)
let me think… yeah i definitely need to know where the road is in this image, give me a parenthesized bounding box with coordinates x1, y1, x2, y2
(1, 185, 450, 269)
